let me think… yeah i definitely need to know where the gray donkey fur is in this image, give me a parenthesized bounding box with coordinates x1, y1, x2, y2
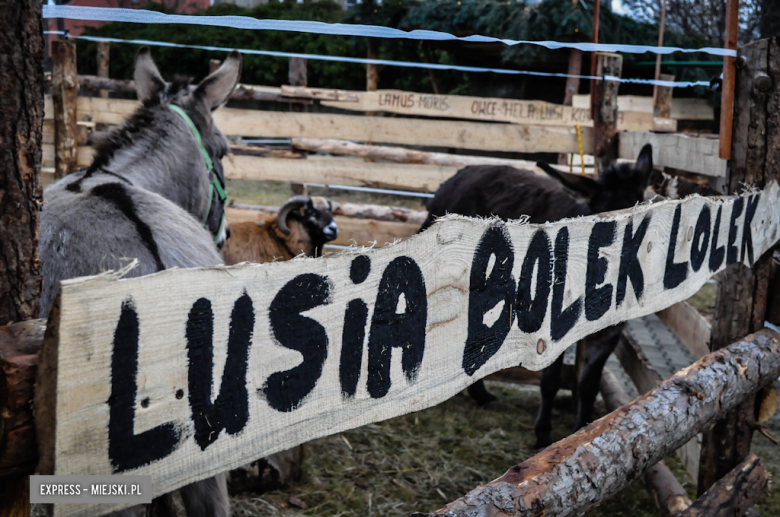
(39, 47, 242, 517)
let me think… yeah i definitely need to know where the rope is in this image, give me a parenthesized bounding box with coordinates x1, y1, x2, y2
(42, 6, 736, 57)
(43, 31, 712, 88)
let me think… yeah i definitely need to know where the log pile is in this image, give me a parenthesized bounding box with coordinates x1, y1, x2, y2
(416, 329, 780, 517)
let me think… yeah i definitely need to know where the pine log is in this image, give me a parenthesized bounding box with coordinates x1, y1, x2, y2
(414, 329, 780, 517)
(600, 367, 693, 517)
(290, 138, 552, 174)
(96, 42, 109, 99)
(680, 454, 767, 517)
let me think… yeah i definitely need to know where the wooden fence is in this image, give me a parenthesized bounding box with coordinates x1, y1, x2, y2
(2, 33, 778, 517)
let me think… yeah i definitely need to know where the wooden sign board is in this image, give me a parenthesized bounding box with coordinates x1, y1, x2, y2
(37, 183, 780, 517)
(282, 86, 657, 131)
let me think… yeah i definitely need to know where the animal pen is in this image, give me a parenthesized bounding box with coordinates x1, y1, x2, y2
(3, 2, 780, 516)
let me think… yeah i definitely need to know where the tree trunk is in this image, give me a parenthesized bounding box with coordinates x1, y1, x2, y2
(0, 0, 44, 325)
(0, 2, 43, 513)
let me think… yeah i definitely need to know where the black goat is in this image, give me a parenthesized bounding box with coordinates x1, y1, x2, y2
(420, 144, 653, 448)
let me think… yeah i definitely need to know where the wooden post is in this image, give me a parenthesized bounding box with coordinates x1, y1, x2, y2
(0, 1, 44, 514)
(96, 41, 109, 99)
(683, 455, 768, 517)
(289, 56, 308, 196)
(719, 0, 740, 160)
(51, 40, 78, 180)
(366, 39, 379, 117)
(421, 43, 441, 95)
(652, 0, 668, 108)
(209, 59, 221, 75)
(591, 52, 622, 173)
(589, 0, 600, 120)
(698, 36, 780, 496)
(654, 74, 674, 119)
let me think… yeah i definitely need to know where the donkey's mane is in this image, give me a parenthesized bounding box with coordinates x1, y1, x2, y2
(85, 77, 194, 176)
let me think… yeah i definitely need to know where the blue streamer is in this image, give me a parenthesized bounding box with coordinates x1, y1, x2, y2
(44, 31, 712, 88)
(43, 5, 736, 58)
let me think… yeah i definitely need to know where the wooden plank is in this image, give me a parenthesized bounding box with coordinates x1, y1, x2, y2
(290, 138, 556, 174)
(426, 329, 780, 517)
(309, 87, 655, 131)
(574, 94, 714, 120)
(33, 185, 780, 517)
(47, 95, 596, 154)
(656, 301, 711, 359)
(619, 131, 727, 177)
(223, 154, 459, 193)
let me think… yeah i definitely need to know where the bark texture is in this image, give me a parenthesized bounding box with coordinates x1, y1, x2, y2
(0, 0, 43, 325)
(699, 37, 779, 495)
(414, 330, 780, 517)
(51, 40, 78, 180)
(682, 454, 767, 517)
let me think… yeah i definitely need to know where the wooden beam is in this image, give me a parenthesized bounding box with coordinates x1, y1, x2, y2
(51, 40, 78, 179)
(222, 154, 458, 193)
(291, 138, 551, 174)
(619, 132, 727, 177)
(46, 95, 596, 154)
(285, 85, 657, 131)
(654, 74, 675, 119)
(719, 0, 740, 160)
(682, 454, 767, 517)
(424, 329, 780, 517)
(573, 95, 714, 120)
(592, 53, 622, 172)
(656, 301, 711, 359)
(600, 367, 693, 517)
(614, 329, 700, 481)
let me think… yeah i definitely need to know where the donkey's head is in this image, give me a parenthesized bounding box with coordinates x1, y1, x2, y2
(536, 144, 653, 215)
(88, 47, 241, 248)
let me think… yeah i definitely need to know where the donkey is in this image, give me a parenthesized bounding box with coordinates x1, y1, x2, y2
(39, 47, 242, 516)
(420, 145, 653, 448)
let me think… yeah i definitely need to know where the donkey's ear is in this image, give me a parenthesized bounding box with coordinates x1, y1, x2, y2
(194, 50, 242, 111)
(133, 47, 166, 104)
(634, 144, 654, 176)
(536, 160, 600, 199)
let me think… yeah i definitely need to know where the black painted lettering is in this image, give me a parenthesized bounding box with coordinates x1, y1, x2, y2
(340, 255, 371, 398)
(515, 229, 552, 333)
(664, 205, 688, 289)
(727, 197, 744, 265)
(367, 256, 427, 398)
(709, 205, 725, 271)
(463, 226, 516, 375)
(108, 300, 180, 472)
(585, 221, 616, 321)
(690, 205, 711, 272)
(186, 294, 254, 450)
(551, 227, 582, 341)
(741, 194, 760, 266)
(263, 274, 331, 412)
(616, 215, 650, 307)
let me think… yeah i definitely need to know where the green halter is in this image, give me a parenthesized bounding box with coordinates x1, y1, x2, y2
(169, 104, 227, 244)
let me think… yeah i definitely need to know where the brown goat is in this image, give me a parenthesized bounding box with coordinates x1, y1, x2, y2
(221, 196, 338, 265)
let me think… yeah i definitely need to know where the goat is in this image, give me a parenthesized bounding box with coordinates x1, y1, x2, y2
(420, 144, 653, 449)
(221, 196, 338, 265)
(40, 47, 240, 517)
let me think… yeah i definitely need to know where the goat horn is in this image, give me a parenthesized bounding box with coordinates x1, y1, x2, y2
(277, 195, 310, 235)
